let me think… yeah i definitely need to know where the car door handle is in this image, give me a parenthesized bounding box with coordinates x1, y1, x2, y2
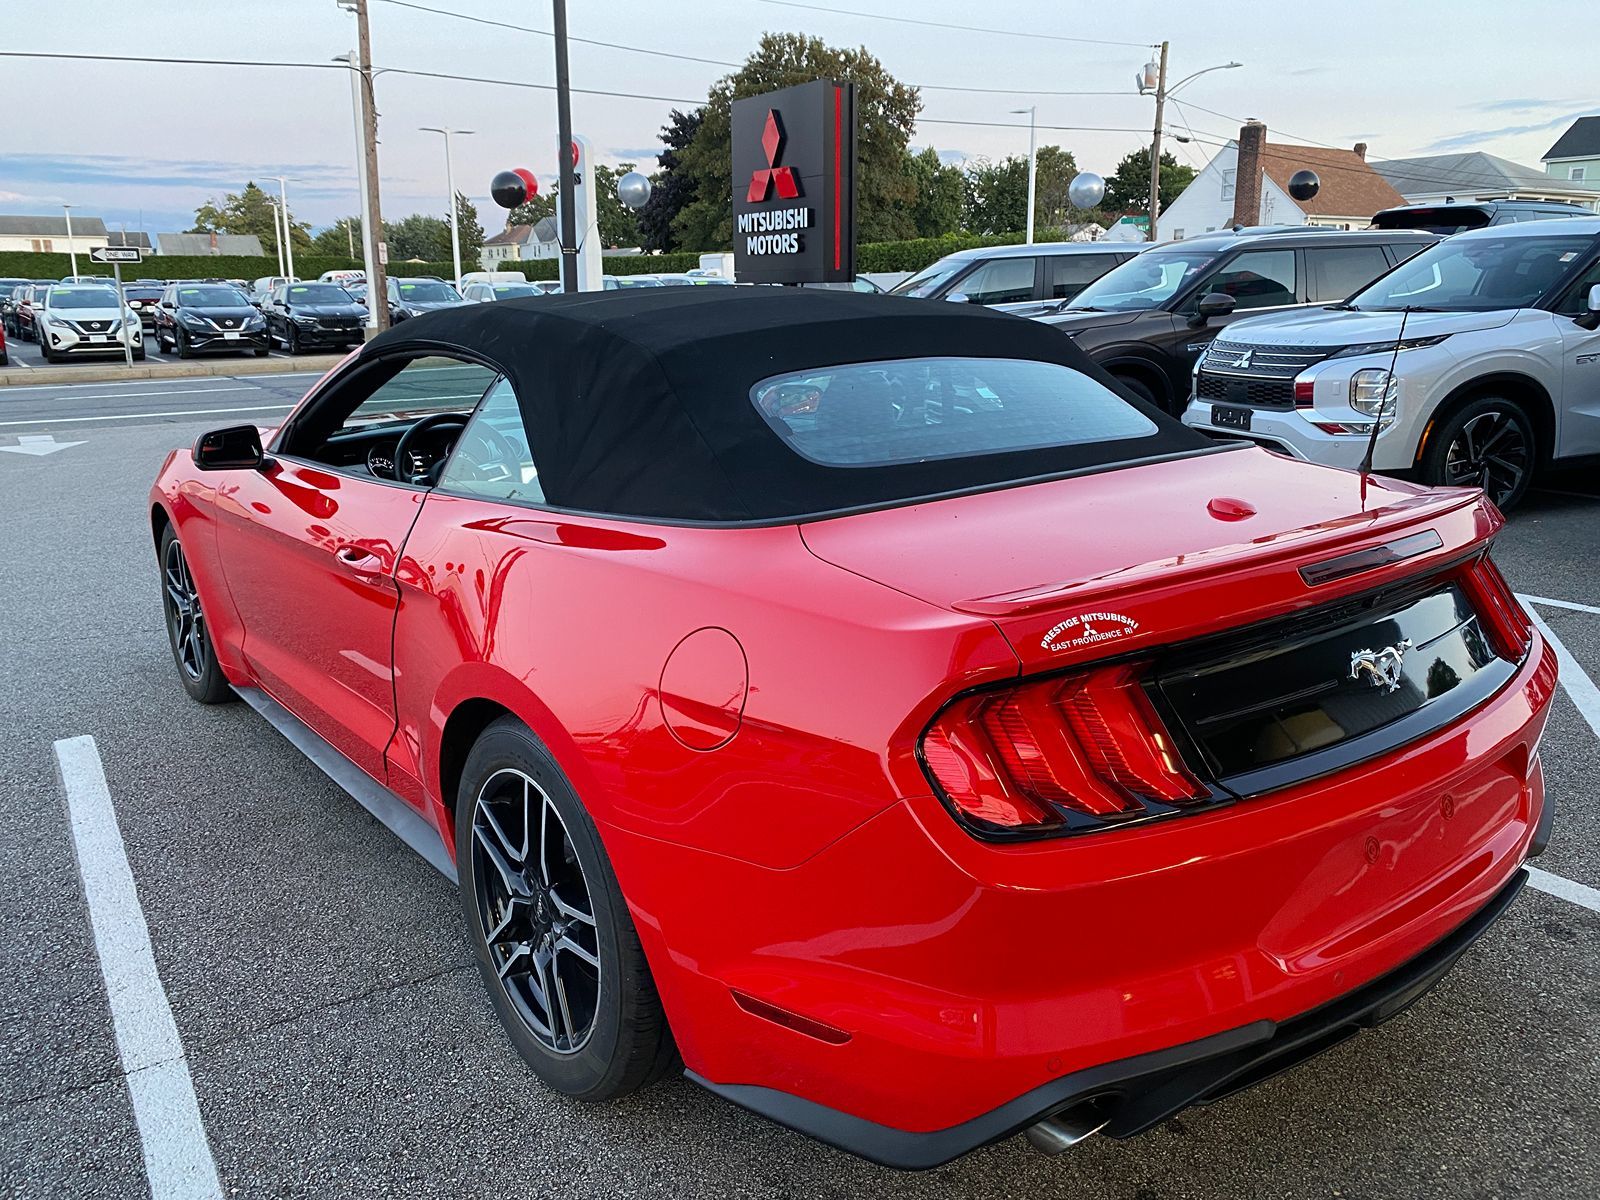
(334, 546, 385, 576)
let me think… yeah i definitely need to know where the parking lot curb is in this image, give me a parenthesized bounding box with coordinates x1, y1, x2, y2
(0, 354, 347, 387)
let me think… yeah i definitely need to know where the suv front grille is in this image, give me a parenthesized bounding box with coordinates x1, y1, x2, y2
(1196, 372, 1296, 409)
(1203, 341, 1335, 378)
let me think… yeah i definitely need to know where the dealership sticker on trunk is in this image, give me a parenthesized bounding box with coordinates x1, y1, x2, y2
(1041, 611, 1140, 652)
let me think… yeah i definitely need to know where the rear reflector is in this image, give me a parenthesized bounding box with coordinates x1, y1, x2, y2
(1293, 378, 1314, 406)
(731, 990, 852, 1044)
(920, 663, 1207, 836)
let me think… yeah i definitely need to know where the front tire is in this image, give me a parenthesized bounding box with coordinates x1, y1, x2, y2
(1419, 395, 1536, 511)
(286, 323, 301, 356)
(175, 328, 192, 359)
(1113, 372, 1164, 412)
(456, 717, 675, 1101)
(158, 526, 232, 704)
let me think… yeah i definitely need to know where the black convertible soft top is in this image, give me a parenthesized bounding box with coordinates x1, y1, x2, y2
(366, 287, 1209, 523)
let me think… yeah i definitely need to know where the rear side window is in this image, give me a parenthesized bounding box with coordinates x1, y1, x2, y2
(752, 356, 1157, 467)
(1203, 249, 1297, 310)
(1046, 254, 1118, 300)
(1306, 246, 1392, 301)
(953, 257, 1036, 304)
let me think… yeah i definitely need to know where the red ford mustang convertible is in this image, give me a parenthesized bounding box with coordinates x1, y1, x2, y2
(150, 289, 1555, 1167)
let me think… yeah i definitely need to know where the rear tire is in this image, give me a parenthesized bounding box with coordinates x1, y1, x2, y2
(1418, 394, 1536, 511)
(158, 526, 233, 705)
(456, 717, 676, 1101)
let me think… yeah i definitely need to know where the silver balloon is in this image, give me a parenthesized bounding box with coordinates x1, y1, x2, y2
(616, 171, 653, 211)
(1068, 172, 1106, 210)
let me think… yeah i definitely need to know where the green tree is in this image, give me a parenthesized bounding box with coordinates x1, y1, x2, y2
(638, 108, 703, 253)
(384, 213, 451, 261)
(311, 217, 362, 257)
(190, 181, 311, 255)
(671, 32, 922, 250)
(905, 146, 964, 238)
(963, 146, 1080, 236)
(507, 189, 555, 227)
(454, 191, 485, 268)
(1099, 148, 1196, 218)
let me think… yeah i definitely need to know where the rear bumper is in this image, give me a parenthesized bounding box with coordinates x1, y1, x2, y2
(624, 632, 1555, 1162)
(691, 867, 1527, 1169)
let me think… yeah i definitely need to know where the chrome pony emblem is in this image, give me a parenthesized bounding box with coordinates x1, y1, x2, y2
(1349, 640, 1413, 693)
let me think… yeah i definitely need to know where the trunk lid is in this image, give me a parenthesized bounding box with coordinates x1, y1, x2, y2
(800, 446, 1498, 675)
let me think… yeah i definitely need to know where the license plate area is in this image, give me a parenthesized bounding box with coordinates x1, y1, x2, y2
(1212, 403, 1253, 431)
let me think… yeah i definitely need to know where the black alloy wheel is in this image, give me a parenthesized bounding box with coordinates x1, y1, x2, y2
(286, 322, 301, 356)
(457, 717, 676, 1101)
(158, 527, 232, 704)
(1422, 395, 1535, 511)
(175, 327, 192, 359)
(471, 766, 602, 1056)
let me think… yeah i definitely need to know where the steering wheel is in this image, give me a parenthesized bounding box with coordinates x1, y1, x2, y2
(447, 419, 523, 487)
(393, 412, 468, 484)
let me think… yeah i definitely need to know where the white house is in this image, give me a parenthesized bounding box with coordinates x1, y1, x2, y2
(481, 223, 559, 265)
(0, 214, 110, 254)
(1159, 123, 1406, 239)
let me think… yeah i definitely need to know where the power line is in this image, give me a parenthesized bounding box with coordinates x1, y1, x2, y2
(755, 0, 1151, 48)
(920, 118, 1149, 134)
(374, 0, 1145, 99)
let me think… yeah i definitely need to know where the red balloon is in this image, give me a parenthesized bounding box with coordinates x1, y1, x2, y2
(514, 167, 539, 198)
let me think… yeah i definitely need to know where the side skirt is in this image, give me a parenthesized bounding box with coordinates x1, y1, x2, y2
(235, 685, 458, 884)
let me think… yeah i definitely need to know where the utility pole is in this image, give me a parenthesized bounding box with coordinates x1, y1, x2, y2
(340, 0, 389, 330)
(552, 0, 579, 293)
(335, 49, 379, 330)
(1147, 40, 1169, 243)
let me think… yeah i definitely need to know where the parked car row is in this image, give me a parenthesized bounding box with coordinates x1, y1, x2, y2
(2, 282, 145, 361)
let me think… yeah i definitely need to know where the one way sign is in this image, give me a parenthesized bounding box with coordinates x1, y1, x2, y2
(90, 246, 142, 264)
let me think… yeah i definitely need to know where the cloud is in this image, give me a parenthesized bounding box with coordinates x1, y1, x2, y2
(611, 146, 665, 161)
(0, 153, 351, 193)
(1286, 66, 1333, 77)
(1423, 109, 1600, 152)
(1471, 97, 1581, 114)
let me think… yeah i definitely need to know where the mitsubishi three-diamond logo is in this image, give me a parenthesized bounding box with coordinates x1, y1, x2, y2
(747, 109, 801, 203)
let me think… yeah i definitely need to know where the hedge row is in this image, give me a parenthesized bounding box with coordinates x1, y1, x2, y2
(0, 230, 1035, 287)
(0, 251, 465, 283)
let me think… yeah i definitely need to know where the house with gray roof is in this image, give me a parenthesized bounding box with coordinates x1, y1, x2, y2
(152, 232, 267, 257)
(0, 214, 110, 254)
(1542, 116, 1600, 188)
(1373, 150, 1600, 211)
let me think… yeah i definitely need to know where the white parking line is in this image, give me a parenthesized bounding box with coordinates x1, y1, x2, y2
(1526, 867, 1600, 914)
(0, 404, 295, 428)
(1519, 598, 1600, 743)
(54, 736, 223, 1200)
(0, 386, 260, 403)
(1518, 594, 1600, 617)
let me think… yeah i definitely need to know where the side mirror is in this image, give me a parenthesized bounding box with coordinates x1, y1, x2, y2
(946, 291, 972, 304)
(1191, 291, 1237, 324)
(193, 424, 266, 471)
(1579, 283, 1600, 330)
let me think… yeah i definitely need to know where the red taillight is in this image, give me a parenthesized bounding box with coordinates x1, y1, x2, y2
(1463, 555, 1533, 659)
(920, 663, 1207, 834)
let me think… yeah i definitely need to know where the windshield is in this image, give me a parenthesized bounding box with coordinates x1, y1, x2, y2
(1065, 249, 1220, 311)
(286, 284, 352, 304)
(46, 287, 119, 309)
(888, 256, 972, 299)
(491, 285, 542, 299)
(391, 281, 461, 303)
(1370, 207, 1490, 235)
(1348, 233, 1594, 312)
(753, 356, 1156, 467)
(176, 286, 248, 306)
(124, 287, 164, 301)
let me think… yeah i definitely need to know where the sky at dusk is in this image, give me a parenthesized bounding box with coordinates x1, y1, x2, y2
(2, 0, 1593, 237)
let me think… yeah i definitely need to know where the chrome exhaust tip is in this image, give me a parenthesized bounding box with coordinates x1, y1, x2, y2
(1023, 1098, 1114, 1156)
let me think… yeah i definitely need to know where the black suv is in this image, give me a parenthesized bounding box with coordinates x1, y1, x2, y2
(1370, 199, 1594, 235)
(1033, 227, 1436, 412)
(155, 282, 269, 357)
(263, 281, 366, 354)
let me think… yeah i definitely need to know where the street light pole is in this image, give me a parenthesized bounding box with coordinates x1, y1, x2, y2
(421, 127, 475, 289)
(273, 176, 296, 281)
(268, 197, 286, 278)
(61, 204, 78, 277)
(552, 0, 578, 293)
(1146, 41, 1169, 243)
(337, 0, 389, 331)
(1011, 107, 1037, 244)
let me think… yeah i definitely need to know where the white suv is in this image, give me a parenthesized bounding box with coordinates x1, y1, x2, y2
(1182, 218, 1600, 508)
(34, 284, 145, 363)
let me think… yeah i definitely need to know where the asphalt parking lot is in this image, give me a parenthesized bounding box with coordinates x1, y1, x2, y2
(1, 322, 323, 374)
(1, 375, 1596, 1199)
